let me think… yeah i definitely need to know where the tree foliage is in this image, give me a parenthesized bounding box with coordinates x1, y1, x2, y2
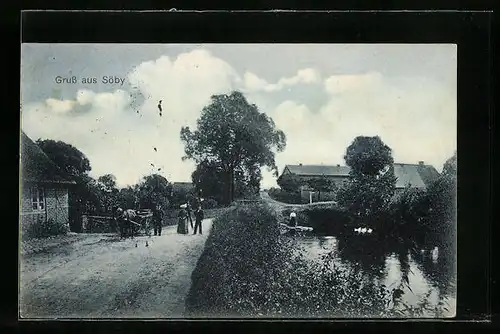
(36, 139, 91, 177)
(385, 151, 457, 252)
(344, 136, 394, 176)
(191, 160, 227, 205)
(277, 173, 302, 193)
(424, 152, 457, 250)
(442, 150, 457, 177)
(181, 91, 286, 204)
(36, 139, 99, 226)
(337, 136, 397, 225)
(97, 174, 117, 192)
(117, 185, 139, 209)
(136, 174, 172, 209)
(96, 174, 119, 213)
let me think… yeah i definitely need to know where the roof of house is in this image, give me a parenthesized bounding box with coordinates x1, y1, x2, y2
(284, 164, 351, 177)
(172, 182, 195, 192)
(392, 163, 440, 189)
(20, 131, 76, 184)
(283, 163, 440, 189)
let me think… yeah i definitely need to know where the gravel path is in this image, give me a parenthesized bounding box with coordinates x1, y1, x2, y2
(20, 219, 213, 319)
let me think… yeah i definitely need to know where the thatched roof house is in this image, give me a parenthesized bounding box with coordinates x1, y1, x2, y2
(20, 131, 76, 235)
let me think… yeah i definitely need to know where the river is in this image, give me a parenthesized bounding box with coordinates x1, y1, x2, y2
(288, 232, 457, 318)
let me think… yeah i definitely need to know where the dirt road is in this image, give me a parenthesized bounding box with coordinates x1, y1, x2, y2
(20, 219, 213, 319)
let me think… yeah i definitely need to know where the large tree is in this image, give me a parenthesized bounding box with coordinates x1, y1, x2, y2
(191, 160, 227, 204)
(37, 139, 97, 229)
(36, 139, 91, 177)
(136, 174, 172, 209)
(181, 91, 286, 204)
(97, 174, 119, 213)
(423, 152, 457, 252)
(442, 150, 457, 177)
(116, 185, 141, 210)
(337, 136, 397, 226)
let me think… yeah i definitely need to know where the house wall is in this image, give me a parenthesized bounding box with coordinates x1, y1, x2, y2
(296, 175, 349, 188)
(20, 184, 46, 234)
(20, 183, 70, 235)
(46, 187, 70, 227)
(296, 175, 348, 203)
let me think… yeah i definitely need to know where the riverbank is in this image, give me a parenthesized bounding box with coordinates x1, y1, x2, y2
(185, 201, 454, 318)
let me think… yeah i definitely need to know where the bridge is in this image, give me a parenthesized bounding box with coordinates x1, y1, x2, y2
(259, 190, 340, 211)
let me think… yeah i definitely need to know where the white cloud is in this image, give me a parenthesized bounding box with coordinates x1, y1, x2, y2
(44, 98, 75, 114)
(21, 47, 456, 192)
(22, 49, 241, 188)
(259, 73, 456, 188)
(324, 71, 383, 95)
(243, 67, 321, 93)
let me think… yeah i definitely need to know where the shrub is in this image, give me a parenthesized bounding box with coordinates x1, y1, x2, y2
(268, 188, 301, 204)
(202, 198, 218, 209)
(24, 218, 69, 239)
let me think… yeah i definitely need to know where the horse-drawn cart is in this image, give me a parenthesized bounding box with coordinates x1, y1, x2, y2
(83, 208, 154, 237)
(129, 209, 154, 236)
(118, 209, 154, 237)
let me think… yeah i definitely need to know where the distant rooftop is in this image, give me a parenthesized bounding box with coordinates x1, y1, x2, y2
(172, 182, 195, 192)
(282, 162, 440, 189)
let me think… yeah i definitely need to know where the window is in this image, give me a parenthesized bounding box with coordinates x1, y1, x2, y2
(31, 187, 45, 211)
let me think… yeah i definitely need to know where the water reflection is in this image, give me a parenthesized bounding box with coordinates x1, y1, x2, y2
(291, 232, 456, 317)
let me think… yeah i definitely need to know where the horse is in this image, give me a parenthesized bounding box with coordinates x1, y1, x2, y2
(116, 208, 138, 239)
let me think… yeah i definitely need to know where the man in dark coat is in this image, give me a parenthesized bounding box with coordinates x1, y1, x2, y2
(193, 206, 204, 235)
(153, 204, 164, 236)
(186, 202, 194, 229)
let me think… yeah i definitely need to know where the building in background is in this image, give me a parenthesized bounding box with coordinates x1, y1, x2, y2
(278, 162, 440, 203)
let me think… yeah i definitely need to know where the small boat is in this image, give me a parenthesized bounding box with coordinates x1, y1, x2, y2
(279, 223, 313, 234)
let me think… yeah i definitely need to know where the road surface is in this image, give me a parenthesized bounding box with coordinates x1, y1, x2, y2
(20, 219, 213, 319)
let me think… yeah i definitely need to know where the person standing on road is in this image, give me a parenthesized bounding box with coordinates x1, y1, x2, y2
(289, 211, 297, 227)
(153, 204, 164, 236)
(177, 206, 189, 234)
(116, 207, 126, 238)
(193, 206, 204, 235)
(186, 202, 194, 229)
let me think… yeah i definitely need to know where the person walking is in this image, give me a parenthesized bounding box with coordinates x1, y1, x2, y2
(193, 206, 204, 235)
(153, 204, 164, 236)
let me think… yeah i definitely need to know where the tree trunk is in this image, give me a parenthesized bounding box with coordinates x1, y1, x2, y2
(227, 169, 233, 205)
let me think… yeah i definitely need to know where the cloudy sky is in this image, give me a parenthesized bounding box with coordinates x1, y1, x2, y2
(21, 44, 456, 189)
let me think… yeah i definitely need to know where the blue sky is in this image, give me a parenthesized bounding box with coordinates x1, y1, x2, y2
(21, 44, 457, 188)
